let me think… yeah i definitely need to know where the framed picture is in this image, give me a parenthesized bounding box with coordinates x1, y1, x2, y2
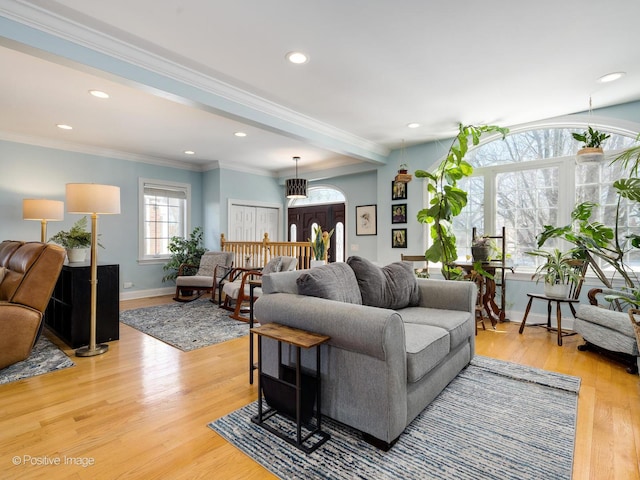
(391, 203, 407, 224)
(392, 180, 407, 200)
(356, 205, 377, 236)
(392, 228, 407, 248)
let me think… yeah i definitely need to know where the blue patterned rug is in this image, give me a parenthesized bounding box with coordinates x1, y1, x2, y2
(209, 356, 580, 480)
(0, 334, 75, 385)
(120, 299, 249, 351)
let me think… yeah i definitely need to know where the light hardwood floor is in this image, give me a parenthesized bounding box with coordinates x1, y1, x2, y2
(1, 295, 639, 479)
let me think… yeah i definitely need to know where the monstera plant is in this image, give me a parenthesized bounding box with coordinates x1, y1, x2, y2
(415, 124, 509, 279)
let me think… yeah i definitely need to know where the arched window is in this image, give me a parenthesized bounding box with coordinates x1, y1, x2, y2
(448, 126, 640, 271)
(288, 186, 346, 206)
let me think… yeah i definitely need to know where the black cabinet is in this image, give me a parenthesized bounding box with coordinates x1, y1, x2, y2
(45, 263, 120, 348)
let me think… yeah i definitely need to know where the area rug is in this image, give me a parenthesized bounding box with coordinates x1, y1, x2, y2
(120, 299, 249, 351)
(0, 335, 75, 385)
(209, 356, 580, 480)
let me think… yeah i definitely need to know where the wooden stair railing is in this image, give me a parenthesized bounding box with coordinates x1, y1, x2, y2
(220, 233, 314, 270)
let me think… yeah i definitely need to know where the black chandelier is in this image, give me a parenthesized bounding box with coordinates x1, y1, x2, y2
(286, 156, 308, 198)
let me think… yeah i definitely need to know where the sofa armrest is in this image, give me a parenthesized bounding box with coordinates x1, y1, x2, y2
(0, 302, 43, 369)
(254, 293, 405, 361)
(416, 278, 476, 314)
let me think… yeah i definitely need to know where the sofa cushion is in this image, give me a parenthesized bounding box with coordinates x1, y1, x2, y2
(400, 306, 473, 349)
(347, 256, 420, 309)
(576, 304, 636, 338)
(404, 323, 450, 383)
(296, 263, 362, 304)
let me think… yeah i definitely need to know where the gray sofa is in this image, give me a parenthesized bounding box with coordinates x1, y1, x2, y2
(254, 256, 476, 449)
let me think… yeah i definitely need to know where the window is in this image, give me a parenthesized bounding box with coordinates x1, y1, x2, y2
(447, 127, 639, 271)
(139, 179, 190, 262)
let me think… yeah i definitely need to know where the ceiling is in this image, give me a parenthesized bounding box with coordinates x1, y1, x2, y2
(1, 0, 640, 177)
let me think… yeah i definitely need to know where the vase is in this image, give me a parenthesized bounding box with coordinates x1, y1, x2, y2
(544, 282, 569, 299)
(310, 260, 326, 268)
(66, 247, 87, 263)
(471, 246, 491, 262)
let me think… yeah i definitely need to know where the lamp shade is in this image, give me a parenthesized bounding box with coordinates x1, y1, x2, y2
(23, 199, 64, 220)
(66, 184, 121, 214)
(286, 178, 308, 198)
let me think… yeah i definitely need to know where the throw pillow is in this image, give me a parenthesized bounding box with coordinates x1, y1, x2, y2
(347, 256, 420, 309)
(262, 256, 283, 274)
(296, 263, 362, 304)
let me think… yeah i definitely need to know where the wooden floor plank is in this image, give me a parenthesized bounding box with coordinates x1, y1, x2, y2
(0, 295, 638, 479)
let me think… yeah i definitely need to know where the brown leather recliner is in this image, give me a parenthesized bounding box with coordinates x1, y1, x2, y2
(0, 241, 66, 370)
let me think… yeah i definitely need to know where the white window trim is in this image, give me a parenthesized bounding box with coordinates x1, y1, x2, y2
(138, 178, 191, 265)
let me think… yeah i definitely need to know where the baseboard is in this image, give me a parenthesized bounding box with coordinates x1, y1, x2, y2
(119, 287, 174, 301)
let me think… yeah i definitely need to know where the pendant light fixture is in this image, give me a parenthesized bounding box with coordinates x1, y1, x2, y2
(286, 156, 308, 198)
(394, 139, 412, 183)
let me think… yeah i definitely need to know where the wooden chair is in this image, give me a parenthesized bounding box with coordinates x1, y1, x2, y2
(221, 256, 297, 322)
(174, 251, 234, 302)
(401, 254, 429, 278)
(518, 259, 589, 346)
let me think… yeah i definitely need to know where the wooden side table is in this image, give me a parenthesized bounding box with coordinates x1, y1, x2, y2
(250, 322, 331, 453)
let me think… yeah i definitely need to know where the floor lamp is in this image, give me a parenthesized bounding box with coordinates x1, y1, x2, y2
(66, 183, 121, 357)
(22, 199, 64, 242)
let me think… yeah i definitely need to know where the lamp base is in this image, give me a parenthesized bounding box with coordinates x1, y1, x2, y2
(75, 344, 109, 357)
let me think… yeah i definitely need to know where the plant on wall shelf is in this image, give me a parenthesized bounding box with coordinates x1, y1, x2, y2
(162, 226, 208, 282)
(415, 124, 509, 279)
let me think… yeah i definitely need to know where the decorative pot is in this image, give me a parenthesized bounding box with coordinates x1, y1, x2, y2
(576, 147, 604, 165)
(544, 282, 569, 299)
(471, 246, 491, 262)
(310, 259, 326, 268)
(66, 247, 88, 263)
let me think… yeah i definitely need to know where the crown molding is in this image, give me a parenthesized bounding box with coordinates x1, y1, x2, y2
(0, 130, 204, 171)
(1, 1, 389, 162)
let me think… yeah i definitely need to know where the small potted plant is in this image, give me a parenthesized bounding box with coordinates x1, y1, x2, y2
(48, 216, 93, 262)
(471, 235, 495, 262)
(395, 163, 412, 183)
(526, 248, 581, 298)
(572, 126, 610, 163)
(309, 225, 334, 267)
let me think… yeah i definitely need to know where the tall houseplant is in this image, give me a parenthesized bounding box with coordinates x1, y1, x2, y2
(415, 124, 508, 279)
(537, 136, 640, 292)
(162, 227, 208, 282)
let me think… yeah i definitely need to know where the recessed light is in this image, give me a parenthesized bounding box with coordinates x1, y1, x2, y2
(407, 123, 421, 129)
(286, 51, 309, 64)
(89, 90, 110, 99)
(598, 72, 626, 83)
(184, 150, 195, 155)
(56, 124, 73, 130)
(234, 132, 247, 137)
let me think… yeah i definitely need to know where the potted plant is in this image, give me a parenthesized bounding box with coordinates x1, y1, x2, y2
(309, 225, 334, 267)
(415, 123, 509, 279)
(395, 163, 412, 183)
(471, 235, 495, 262)
(526, 248, 581, 298)
(48, 216, 94, 262)
(573, 126, 610, 163)
(162, 226, 207, 282)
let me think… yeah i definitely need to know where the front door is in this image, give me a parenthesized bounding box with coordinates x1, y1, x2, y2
(288, 203, 345, 262)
